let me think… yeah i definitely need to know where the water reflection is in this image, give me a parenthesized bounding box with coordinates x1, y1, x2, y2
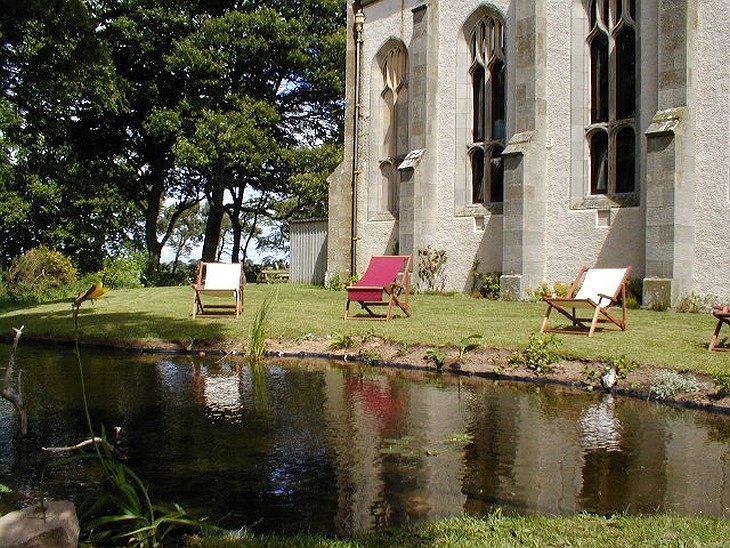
(1, 344, 730, 535)
(580, 394, 622, 452)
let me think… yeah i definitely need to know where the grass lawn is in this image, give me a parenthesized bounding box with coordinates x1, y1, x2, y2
(0, 283, 727, 374)
(190, 514, 730, 547)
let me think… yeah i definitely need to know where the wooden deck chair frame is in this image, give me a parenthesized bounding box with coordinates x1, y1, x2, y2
(191, 262, 245, 319)
(709, 306, 730, 351)
(540, 266, 632, 337)
(344, 255, 412, 321)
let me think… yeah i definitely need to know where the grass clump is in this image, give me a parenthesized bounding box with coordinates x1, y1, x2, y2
(675, 291, 717, 313)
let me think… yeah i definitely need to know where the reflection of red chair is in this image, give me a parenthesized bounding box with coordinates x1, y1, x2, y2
(709, 306, 730, 351)
(344, 255, 411, 321)
(540, 266, 631, 337)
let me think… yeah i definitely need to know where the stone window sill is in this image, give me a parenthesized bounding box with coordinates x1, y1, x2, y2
(368, 212, 399, 222)
(571, 193, 639, 210)
(455, 203, 503, 217)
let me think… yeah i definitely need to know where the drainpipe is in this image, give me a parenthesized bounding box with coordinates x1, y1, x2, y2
(350, 6, 365, 277)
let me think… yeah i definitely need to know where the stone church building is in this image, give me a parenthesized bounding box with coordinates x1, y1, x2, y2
(326, 0, 730, 306)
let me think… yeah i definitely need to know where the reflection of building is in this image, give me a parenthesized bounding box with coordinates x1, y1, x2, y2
(328, 0, 730, 306)
(580, 395, 622, 452)
(150, 359, 730, 527)
(323, 370, 468, 533)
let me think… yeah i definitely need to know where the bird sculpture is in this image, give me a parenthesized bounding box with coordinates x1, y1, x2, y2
(73, 281, 108, 307)
(600, 367, 617, 391)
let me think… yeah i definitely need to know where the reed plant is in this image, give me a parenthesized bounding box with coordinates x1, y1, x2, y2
(247, 292, 275, 362)
(71, 299, 212, 545)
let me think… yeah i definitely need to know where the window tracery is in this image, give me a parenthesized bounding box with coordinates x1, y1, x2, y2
(586, 0, 637, 196)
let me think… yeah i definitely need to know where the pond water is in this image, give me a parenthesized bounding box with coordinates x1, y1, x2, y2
(1, 343, 730, 535)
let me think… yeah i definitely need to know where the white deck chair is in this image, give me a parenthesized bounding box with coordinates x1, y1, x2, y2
(540, 266, 632, 337)
(191, 262, 245, 318)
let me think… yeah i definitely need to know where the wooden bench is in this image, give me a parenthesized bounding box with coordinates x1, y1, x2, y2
(260, 268, 290, 283)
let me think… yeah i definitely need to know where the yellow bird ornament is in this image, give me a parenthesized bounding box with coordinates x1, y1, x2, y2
(73, 281, 108, 307)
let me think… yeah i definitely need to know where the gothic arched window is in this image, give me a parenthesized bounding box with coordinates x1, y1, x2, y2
(586, 0, 637, 195)
(468, 15, 506, 204)
(378, 45, 407, 214)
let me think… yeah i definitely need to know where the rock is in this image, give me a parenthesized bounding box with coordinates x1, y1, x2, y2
(0, 500, 79, 548)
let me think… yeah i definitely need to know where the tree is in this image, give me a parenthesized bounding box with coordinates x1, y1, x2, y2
(167, 2, 345, 261)
(0, 0, 345, 272)
(0, 0, 137, 271)
(159, 203, 204, 275)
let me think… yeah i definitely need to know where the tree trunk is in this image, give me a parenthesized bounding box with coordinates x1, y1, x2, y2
(142, 169, 166, 266)
(201, 181, 225, 261)
(228, 186, 245, 263)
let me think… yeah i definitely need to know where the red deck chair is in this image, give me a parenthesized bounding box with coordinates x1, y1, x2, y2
(540, 266, 631, 337)
(344, 255, 412, 321)
(709, 305, 730, 351)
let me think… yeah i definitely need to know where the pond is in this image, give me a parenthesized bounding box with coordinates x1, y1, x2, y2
(1, 343, 730, 535)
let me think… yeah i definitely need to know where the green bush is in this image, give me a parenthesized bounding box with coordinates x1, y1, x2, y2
(508, 333, 560, 375)
(527, 281, 570, 302)
(625, 278, 643, 309)
(470, 260, 501, 299)
(324, 272, 357, 291)
(5, 246, 78, 303)
(99, 255, 145, 289)
(675, 292, 717, 314)
(650, 370, 701, 400)
(711, 371, 730, 399)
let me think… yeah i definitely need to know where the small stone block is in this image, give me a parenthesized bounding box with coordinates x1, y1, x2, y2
(0, 501, 80, 548)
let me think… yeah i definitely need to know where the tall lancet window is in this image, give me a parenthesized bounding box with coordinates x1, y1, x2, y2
(379, 45, 407, 215)
(469, 15, 505, 204)
(586, 0, 637, 195)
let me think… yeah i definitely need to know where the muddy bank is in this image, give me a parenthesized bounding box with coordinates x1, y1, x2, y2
(265, 334, 730, 415)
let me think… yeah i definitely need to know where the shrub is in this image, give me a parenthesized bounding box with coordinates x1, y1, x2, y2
(328, 332, 355, 350)
(650, 370, 701, 400)
(244, 263, 262, 285)
(417, 246, 448, 292)
(470, 259, 501, 299)
(527, 281, 570, 302)
(508, 334, 560, 375)
(325, 272, 357, 291)
(610, 354, 639, 379)
(458, 334, 482, 360)
(99, 254, 145, 289)
(6, 246, 78, 303)
(675, 292, 718, 314)
(358, 348, 382, 365)
(625, 278, 643, 309)
(424, 348, 446, 368)
(711, 371, 730, 399)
